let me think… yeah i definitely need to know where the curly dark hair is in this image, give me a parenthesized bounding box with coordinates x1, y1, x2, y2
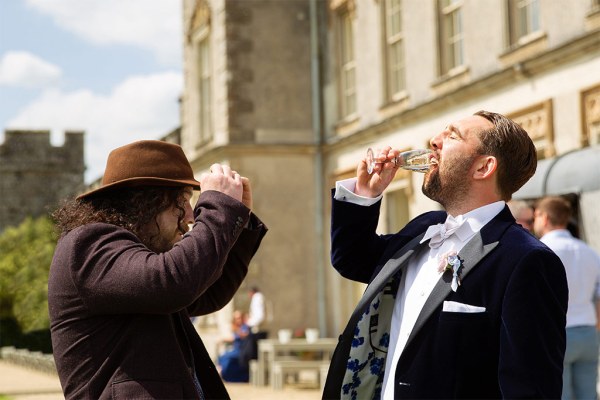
(52, 186, 189, 250)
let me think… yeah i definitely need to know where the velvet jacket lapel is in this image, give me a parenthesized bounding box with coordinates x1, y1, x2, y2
(346, 206, 513, 347)
(403, 230, 500, 352)
(342, 233, 427, 337)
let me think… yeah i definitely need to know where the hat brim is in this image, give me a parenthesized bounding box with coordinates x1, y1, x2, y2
(77, 177, 201, 200)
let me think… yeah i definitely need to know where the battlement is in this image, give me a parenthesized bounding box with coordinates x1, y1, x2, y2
(0, 129, 85, 232)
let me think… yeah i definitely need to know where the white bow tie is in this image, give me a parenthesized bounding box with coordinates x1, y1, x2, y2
(421, 215, 466, 248)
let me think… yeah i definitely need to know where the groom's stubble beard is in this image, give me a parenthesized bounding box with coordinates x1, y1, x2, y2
(422, 152, 479, 208)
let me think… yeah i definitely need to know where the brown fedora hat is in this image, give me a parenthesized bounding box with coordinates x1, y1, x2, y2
(77, 140, 200, 200)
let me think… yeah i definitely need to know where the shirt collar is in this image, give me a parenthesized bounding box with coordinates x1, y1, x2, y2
(450, 201, 505, 242)
(541, 229, 572, 241)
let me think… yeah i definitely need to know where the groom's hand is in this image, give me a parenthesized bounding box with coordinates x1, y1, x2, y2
(355, 146, 400, 198)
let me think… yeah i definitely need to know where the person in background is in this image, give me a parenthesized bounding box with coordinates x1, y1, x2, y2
(247, 286, 265, 333)
(237, 286, 269, 370)
(534, 196, 600, 400)
(507, 199, 535, 233)
(218, 310, 251, 382)
(323, 110, 568, 399)
(48, 140, 267, 399)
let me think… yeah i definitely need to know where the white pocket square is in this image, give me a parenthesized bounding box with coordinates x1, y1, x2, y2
(442, 301, 486, 313)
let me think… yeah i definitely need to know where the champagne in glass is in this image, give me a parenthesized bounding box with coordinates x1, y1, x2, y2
(366, 147, 433, 174)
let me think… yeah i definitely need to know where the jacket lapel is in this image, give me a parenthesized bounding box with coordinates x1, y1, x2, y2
(343, 233, 426, 337)
(403, 230, 499, 351)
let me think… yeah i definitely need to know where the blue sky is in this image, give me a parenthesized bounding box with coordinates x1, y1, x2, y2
(0, 0, 184, 183)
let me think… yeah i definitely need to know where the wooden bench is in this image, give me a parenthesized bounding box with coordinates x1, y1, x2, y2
(272, 360, 330, 390)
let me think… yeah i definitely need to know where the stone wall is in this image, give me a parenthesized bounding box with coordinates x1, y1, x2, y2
(0, 130, 85, 232)
(182, 0, 322, 337)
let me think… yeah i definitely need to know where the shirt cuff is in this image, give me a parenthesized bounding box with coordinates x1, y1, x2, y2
(334, 178, 383, 206)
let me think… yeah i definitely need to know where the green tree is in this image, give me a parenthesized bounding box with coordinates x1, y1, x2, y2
(0, 216, 57, 332)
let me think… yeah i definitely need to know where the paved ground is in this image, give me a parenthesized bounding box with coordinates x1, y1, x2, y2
(0, 360, 321, 400)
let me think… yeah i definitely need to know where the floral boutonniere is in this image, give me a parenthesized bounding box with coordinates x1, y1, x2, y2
(437, 250, 463, 292)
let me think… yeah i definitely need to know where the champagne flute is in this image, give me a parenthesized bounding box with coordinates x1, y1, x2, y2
(366, 147, 434, 174)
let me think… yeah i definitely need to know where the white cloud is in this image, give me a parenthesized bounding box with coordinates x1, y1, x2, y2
(6, 72, 183, 182)
(24, 0, 182, 65)
(0, 51, 62, 88)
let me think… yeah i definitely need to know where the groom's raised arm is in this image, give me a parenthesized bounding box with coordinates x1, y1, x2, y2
(330, 187, 388, 284)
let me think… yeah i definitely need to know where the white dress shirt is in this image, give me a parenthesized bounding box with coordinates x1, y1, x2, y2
(540, 229, 600, 328)
(334, 178, 505, 399)
(247, 292, 265, 329)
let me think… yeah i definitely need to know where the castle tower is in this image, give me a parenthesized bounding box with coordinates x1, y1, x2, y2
(0, 130, 85, 232)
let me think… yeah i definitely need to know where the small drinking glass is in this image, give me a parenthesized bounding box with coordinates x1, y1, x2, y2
(366, 147, 433, 174)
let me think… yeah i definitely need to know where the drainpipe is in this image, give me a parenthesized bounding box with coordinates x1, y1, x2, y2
(309, 0, 327, 336)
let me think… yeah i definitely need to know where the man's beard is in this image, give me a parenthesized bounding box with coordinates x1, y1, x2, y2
(144, 229, 180, 254)
(146, 234, 173, 254)
(422, 152, 479, 208)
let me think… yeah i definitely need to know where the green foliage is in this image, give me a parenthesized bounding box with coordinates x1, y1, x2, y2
(0, 216, 57, 333)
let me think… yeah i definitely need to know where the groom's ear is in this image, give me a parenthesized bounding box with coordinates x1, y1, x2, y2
(472, 155, 497, 180)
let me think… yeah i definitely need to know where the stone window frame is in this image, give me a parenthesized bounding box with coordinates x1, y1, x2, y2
(430, 0, 470, 98)
(507, 100, 556, 160)
(437, 0, 465, 77)
(507, 0, 541, 46)
(580, 83, 600, 147)
(585, 0, 600, 32)
(499, 0, 547, 67)
(586, 0, 600, 31)
(189, 1, 213, 147)
(331, 0, 358, 124)
(381, 0, 407, 104)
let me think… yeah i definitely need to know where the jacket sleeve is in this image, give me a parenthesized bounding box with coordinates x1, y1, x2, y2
(330, 190, 440, 284)
(63, 191, 266, 315)
(330, 190, 390, 283)
(186, 213, 267, 316)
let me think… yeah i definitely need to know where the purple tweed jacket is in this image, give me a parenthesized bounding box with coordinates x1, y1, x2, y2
(48, 190, 267, 399)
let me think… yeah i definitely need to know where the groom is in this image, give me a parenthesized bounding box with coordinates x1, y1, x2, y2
(323, 111, 568, 399)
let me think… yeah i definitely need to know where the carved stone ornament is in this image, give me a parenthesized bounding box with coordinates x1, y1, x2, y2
(187, 0, 211, 42)
(508, 100, 556, 158)
(582, 84, 600, 146)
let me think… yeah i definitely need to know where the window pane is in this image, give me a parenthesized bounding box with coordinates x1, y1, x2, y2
(342, 16, 354, 63)
(197, 38, 211, 141)
(389, 41, 405, 95)
(512, 0, 540, 41)
(385, 0, 405, 98)
(518, 3, 528, 37)
(387, 0, 402, 36)
(529, 0, 540, 32)
(339, 11, 356, 117)
(439, 0, 463, 74)
(453, 11, 463, 66)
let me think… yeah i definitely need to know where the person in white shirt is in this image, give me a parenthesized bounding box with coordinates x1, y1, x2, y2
(322, 110, 568, 399)
(534, 196, 600, 400)
(246, 286, 265, 332)
(507, 199, 535, 233)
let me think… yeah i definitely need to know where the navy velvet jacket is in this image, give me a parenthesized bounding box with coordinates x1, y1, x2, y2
(323, 194, 568, 399)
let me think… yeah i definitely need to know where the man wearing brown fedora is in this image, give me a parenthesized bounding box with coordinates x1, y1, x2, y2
(48, 140, 267, 399)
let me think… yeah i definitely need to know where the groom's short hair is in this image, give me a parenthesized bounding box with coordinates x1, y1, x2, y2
(474, 110, 537, 201)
